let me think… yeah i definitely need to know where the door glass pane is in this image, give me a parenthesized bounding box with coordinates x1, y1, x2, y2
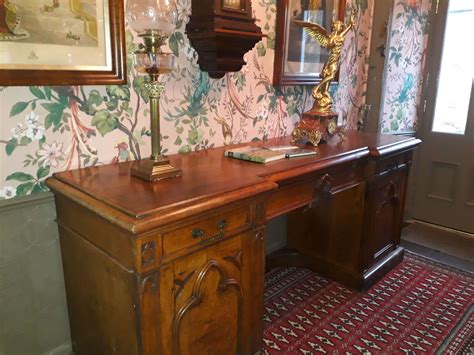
(432, 0, 474, 135)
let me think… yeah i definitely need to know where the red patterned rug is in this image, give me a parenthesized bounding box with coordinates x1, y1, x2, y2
(263, 252, 474, 354)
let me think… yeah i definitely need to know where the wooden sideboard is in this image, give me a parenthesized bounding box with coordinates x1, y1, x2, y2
(46, 132, 420, 354)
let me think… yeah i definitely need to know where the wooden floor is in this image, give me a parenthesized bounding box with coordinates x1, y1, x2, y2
(401, 220, 474, 273)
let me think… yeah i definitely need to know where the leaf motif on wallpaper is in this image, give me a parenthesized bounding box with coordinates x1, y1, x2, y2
(257, 42, 266, 57)
(6, 167, 49, 196)
(92, 110, 119, 137)
(267, 31, 276, 49)
(381, 0, 430, 133)
(42, 103, 66, 130)
(9, 102, 29, 117)
(1, 0, 373, 196)
(169, 32, 185, 57)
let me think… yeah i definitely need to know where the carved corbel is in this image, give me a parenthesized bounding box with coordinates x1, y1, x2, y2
(224, 250, 243, 271)
(313, 173, 333, 204)
(141, 241, 156, 268)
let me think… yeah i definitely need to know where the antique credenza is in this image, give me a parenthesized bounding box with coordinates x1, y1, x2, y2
(46, 132, 420, 354)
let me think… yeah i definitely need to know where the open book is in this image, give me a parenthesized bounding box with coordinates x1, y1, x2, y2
(224, 145, 317, 164)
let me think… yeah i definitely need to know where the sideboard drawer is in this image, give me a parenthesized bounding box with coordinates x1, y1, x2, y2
(374, 151, 413, 176)
(162, 207, 251, 260)
(267, 161, 365, 219)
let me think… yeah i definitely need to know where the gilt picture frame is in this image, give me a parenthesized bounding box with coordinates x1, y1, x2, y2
(0, 0, 126, 86)
(273, 0, 346, 86)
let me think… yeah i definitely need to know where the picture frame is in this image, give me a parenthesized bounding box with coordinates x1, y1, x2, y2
(273, 0, 346, 86)
(0, 0, 126, 86)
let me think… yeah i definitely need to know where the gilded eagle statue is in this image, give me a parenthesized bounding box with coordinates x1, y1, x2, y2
(295, 8, 356, 114)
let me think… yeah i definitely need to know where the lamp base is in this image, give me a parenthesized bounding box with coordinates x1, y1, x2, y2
(131, 157, 182, 182)
(291, 110, 339, 146)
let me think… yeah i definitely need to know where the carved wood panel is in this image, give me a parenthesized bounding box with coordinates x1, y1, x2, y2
(157, 234, 249, 355)
(362, 169, 406, 267)
(172, 259, 242, 355)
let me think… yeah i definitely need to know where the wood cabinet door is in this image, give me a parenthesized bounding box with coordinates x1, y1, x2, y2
(156, 230, 264, 355)
(361, 169, 407, 269)
(287, 181, 366, 277)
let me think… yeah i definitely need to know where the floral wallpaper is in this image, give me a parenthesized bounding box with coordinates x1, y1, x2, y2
(380, 0, 431, 133)
(0, 0, 374, 200)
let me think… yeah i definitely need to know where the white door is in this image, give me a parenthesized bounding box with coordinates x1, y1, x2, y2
(412, 0, 474, 233)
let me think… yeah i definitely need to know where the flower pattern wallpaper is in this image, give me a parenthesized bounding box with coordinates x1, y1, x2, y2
(0, 0, 375, 199)
(380, 0, 431, 133)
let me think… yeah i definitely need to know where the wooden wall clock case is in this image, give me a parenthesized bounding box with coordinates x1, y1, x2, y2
(185, 0, 264, 78)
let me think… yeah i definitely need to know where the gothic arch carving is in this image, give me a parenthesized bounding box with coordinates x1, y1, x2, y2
(172, 260, 242, 354)
(377, 180, 400, 214)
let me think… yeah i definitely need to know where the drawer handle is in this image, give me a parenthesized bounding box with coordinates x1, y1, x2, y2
(191, 219, 228, 245)
(217, 219, 227, 238)
(192, 228, 205, 239)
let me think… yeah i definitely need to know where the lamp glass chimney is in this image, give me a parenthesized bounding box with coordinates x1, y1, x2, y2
(126, 0, 178, 35)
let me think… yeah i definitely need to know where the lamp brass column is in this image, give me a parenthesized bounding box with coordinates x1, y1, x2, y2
(130, 30, 181, 181)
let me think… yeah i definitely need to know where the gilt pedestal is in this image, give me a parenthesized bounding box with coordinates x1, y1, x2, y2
(291, 110, 339, 146)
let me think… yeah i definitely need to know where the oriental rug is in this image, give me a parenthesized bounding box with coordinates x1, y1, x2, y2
(262, 252, 474, 354)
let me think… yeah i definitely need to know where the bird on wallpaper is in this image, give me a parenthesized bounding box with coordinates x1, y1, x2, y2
(51, 86, 80, 102)
(165, 71, 210, 120)
(398, 73, 414, 104)
(192, 72, 211, 107)
(183, 71, 211, 118)
(111, 141, 131, 164)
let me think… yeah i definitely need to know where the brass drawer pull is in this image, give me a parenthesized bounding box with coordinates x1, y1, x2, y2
(191, 219, 228, 245)
(192, 228, 204, 239)
(217, 219, 227, 238)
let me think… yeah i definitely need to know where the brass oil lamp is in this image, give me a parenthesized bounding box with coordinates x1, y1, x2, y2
(126, 0, 181, 181)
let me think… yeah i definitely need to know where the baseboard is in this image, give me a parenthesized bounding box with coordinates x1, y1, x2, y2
(42, 342, 72, 355)
(265, 240, 286, 255)
(406, 219, 473, 239)
(0, 191, 54, 213)
(402, 220, 474, 262)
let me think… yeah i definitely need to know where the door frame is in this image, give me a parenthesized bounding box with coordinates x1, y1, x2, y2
(417, 0, 474, 137)
(410, 0, 474, 232)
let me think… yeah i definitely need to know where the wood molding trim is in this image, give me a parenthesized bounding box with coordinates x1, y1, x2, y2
(0, 191, 54, 213)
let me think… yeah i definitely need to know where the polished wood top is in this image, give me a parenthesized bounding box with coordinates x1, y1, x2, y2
(47, 132, 420, 233)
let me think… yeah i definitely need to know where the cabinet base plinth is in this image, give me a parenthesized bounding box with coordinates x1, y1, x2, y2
(266, 246, 405, 291)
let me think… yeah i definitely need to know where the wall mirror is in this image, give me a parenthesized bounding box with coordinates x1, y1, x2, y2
(273, 0, 346, 86)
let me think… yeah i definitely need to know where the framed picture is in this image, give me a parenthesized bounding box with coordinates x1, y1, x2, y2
(273, 0, 346, 86)
(0, 0, 126, 86)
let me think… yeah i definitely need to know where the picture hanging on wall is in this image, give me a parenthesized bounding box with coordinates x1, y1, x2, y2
(273, 0, 346, 86)
(0, 0, 126, 86)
